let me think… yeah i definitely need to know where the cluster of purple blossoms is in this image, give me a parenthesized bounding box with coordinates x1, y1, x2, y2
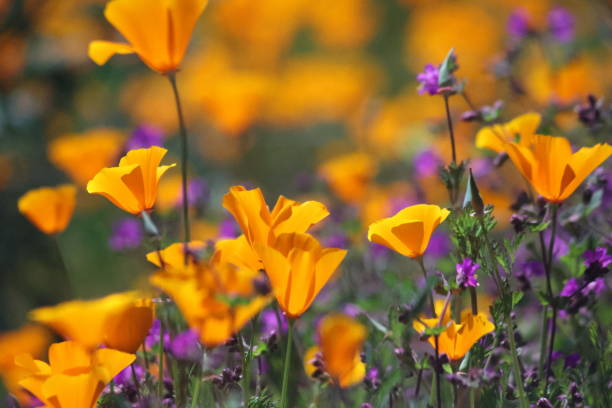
(126, 124, 165, 150)
(179, 178, 209, 208)
(507, 8, 531, 39)
(548, 6, 575, 43)
(413, 149, 443, 178)
(170, 329, 202, 362)
(109, 217, 143, 251)
(416, 64, 440, 95)
(456, 258, 480, 288)
(145, 319, 171, 349)
(559, 247, 609, 313)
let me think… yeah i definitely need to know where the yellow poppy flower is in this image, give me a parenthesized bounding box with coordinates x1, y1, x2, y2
(505, 135, 611, 203)
(47, 129, 124, 187)
(318, 152, 377, 204)
(87, 146, 175, 214)
(413, 310, 495, 361)
(30, 292, 154, 353)
(146, 240, 207, 278)
(475, 112, 541, 154)
(0, 324, 51, 405)
(258, 232, 347, 319)
(149, 237, 270, 347)
(89, 0, 208, 74)
(367, 204, 450, 258)
(15, 341, 135, 408)
(304, 313, 367, 388)
(222, 185, 329, 252)
(18, 184, 76, 235)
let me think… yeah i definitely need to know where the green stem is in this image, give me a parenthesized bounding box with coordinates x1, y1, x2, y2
(280, 319, 294, 408)
(434, 336, 442, 408)
(167, 73, 191, 265)
(544, 204, 559, 389)
(443, 94, 457, 164)
(537, 305, 549, 381)
(416, 257, 436, 317)
(469, 286, 478, 315)
(158, 308, 165, 399)
(243, 318, 258, 404)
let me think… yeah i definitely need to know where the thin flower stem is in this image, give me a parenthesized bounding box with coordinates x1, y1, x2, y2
(158, 309, 165, 400)
(434, 336, 442, 408)
(280, 319, 294, 408)
(53, 235, 76, 296)
(544, 204, 559, 389)
(469, 286, 478, 315)
(443, 94, 457, 164)
(537, 305, 549, 381)
(167, 73, 191, 265)
(417, 257, 437, 317)
(131, 364, 141, 402)
(461, 91, 477, 111)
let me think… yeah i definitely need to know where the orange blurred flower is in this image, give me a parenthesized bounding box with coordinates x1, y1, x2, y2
(413, 309, 495, 361)
(149, 237, 270, 347)
(30, 292, 153, 353)
(48, 128, 124, 187)
(18, 184, 76, 235)
(258, 233, 347, 318)
(318, 152, 377, 204)
(89, 0, 208, 74)
(0, 325, 51, 405)
(476, 112, 541, 154)
(505, 135, 611, 203)
(222, 185, 329, 255)
(15, 341, 135, 408)
(87, 146, 175, 214)
(304, 313, 366, 388)
(368, 204, 450, 258)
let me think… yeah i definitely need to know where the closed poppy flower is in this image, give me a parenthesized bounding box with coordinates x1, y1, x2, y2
(30, 292, 154, 353)
(149, 237, 270, 347)
(87, 146, 175, 214)
(413, 310, 494, 361)
(0, 324, 51, 405)
(258, 232, 347, 319)
(505, 135, 611, 203)
(367, 204, 450, 259)
(318, 152, 377, 204)
(222, 185, 330, 253)
(89, 0, 208, 74)
(304, 314, 367, 388)
(18, 184, 77, 235)
(47, 129, 124, 186)
(15, 341, 135, 408)
(476, 112, 541, 154)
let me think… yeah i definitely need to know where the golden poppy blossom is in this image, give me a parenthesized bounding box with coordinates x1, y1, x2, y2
(367, 204, 450, 258)
(413, 310, 495, 361)
(47, 129, 124, 186)
(475, 112, 541, 154)
(30, 292, 153, 353)
(258, 232, 347, 319)
(222, 185, 330, 255)
(149, 237, 270, 347)
(87, 146, 175, 214)
(504, 135, 611, 203)
(318, 152, 377, 204)
(0, 325, 51, 405)
(89, 0, 208, 74)
(304, 314, 367, 388)
(18, 184, 77, 235)
(15, 341, 135, 408)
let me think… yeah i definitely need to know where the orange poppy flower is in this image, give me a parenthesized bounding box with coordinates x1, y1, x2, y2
(304, 313, 367, 388)
(89, 0, 208, 74)
(15, 341, 135, 408)
(413, 309, 495, 361)
(318, 152, 377, 204)
(30, 292, 153, 353)
(258, 232, 347, 319)
(367, 204, 450, 258)
(87, 146, 175, 214)
(505, 135, 611, 203)
(18, 184, 76, 235)
(475, 112, 541, 154)
(0, 324, 51, 405)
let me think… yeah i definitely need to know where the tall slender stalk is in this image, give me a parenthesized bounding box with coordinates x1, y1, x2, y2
(544, 204, 559, 388)
(434, 336, 442, 408)
(417, 257, 437, 317)
(443, 94, 457, 164)
(280, 319, 294, 408)
(158, 308, 165, 400)
(167, 73, 191, 265)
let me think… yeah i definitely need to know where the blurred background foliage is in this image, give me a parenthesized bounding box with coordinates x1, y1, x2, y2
(0, 0, 610, 333)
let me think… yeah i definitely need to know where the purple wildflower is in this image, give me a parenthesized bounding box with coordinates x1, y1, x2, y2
(108, 218, 143, 251)
(413, 149, 443, 178)
(218, 217, 239, 239)
(126, 124, 164, 150)
(342, 304, 362, 317)
(427, 232, 452, 260)
(507, 8, 530, 39)
(416, 64, 440, 95)
(564, 353, 581, 369)
(548, 6, 575, 43)
(583, 247, 612, 268)
(145, 319, 171, 349)
(179, 178, 209, 208)
(325, 233, 350, 249)
(170, 329, 202, 362)
(522, 260, 545, 278)
(260, 309, 287, 336)
(560, 277, 580, 297)
(582, 278, 606, 296)
(115, 363, 145, 387)
(456, 258, 480, 288)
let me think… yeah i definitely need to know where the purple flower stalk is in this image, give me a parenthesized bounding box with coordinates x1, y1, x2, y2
(583, 247, 612, 268)
(108, 217, 143, 251)
(416, 64, 440, 95)
(548, 6, 575, 43)
(456, 258, 480, 288)
(126, 124, 164, 150)
(507, 8, 530, 39)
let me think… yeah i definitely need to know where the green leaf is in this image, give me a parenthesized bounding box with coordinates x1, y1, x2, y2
(511, 292, 524, 308)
